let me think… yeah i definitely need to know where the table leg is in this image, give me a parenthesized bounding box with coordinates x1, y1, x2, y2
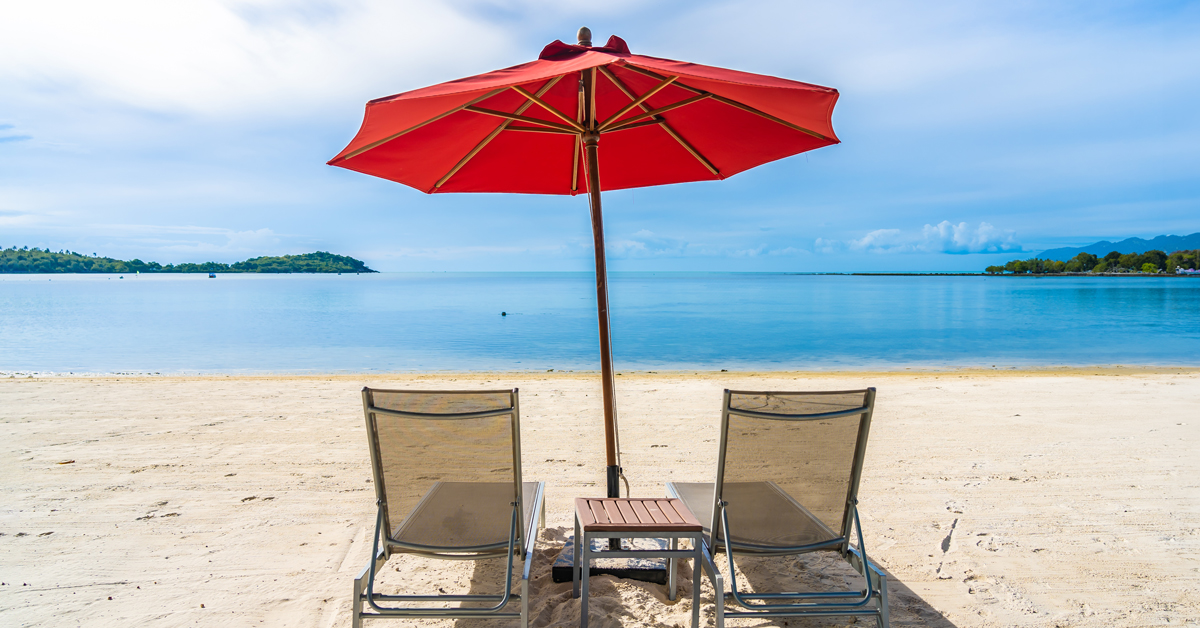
(669, 537, 678, 601)
(581, 531, 591, 628)
(572, 514, 581, 599)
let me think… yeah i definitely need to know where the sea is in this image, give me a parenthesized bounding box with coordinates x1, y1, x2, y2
(1, 272, 1198, 374)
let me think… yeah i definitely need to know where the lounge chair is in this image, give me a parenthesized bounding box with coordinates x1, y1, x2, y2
(353, 388, 546, 628)
(667, 388, 888, 628)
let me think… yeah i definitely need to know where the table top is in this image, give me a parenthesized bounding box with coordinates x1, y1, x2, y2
(575, 498, 703, 533)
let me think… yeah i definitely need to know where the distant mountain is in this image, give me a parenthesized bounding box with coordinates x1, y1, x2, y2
(1039, 233, 1200, 261)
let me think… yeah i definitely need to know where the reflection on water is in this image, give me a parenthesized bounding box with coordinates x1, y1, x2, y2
(1, 273, 1197, 372)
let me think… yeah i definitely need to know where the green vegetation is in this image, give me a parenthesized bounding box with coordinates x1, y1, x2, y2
(985, 249, 1199, 274)
(0, 248, 376, 274)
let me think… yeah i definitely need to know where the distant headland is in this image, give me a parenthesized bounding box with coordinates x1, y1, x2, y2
(0, 248, 376, 274)
(986, 248, 1199, 275)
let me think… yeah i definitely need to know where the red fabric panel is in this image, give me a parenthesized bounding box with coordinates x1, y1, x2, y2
(330, 90, 484, 163)
(437, 128, 578, 195)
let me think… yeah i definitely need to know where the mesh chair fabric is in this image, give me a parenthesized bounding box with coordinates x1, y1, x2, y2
(672, 481, 838, 550)
(720, 390, 870, 547)
(367, 390, 520, 550)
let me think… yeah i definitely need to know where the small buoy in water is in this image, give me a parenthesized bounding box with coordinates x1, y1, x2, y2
(501, 311, 507, 316)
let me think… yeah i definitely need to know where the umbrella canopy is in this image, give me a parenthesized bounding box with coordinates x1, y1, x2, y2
(329, 30, 840, 498)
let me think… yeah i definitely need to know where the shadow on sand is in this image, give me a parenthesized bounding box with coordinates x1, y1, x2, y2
(444, 533, 956, 628)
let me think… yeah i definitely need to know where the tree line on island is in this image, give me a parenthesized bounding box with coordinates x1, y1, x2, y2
(0, 248, 377, 274)
(986, 250, 1200, 274)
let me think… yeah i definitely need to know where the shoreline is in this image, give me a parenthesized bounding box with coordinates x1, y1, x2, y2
(3, 364, 1199, 380)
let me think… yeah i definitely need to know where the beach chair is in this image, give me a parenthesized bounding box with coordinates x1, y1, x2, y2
(667, 388, 888, 628)
(353, 388, 545, 628)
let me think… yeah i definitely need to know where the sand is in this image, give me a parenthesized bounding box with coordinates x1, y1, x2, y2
(1, 369, 1198, 627)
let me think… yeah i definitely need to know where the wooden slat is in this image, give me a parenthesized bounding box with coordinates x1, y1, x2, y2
(628, 499, 653, 524)
(616, 500, 638, 524)
(643, 500, 669, 524)
(603, 500, 624, 525)
(575, 498, 597, 526)
(672, 499, 703, 527)
(589, 499, 609, 525)
(659, 500, 685, 524)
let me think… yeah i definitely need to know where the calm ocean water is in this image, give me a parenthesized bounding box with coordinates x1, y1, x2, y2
(1, 272, 1198, 373)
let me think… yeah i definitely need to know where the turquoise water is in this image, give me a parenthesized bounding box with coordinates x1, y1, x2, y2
(1, 272, 1198, 373)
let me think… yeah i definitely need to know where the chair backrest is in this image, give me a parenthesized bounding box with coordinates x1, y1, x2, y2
(713, 388, 875, 551)
(361, 387, 524, 550)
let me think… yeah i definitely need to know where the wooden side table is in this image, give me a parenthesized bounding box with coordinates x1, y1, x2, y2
(573, 498, 704, 628)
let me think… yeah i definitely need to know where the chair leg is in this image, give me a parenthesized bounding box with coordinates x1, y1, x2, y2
(877, 570, 890, 628)
(353, 551, 380, 628)
(521, 572, 530, 628)
(352, 567, 364, 628)
(691, 539, 701, 628)
(701, 548, 724, 628)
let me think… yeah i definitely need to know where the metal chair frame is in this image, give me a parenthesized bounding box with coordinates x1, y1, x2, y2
(671, 388, 889, 628)
(352, 388, 546, 628)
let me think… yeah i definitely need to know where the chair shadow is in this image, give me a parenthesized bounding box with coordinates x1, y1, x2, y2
(446, 531, 956, 628)
(721, 550, 958, 627)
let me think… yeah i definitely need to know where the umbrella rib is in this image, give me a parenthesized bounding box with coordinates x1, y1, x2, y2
(463, 106, 579, 133)
(573, 75, 584, 192)
(504, 125, 575, 134)
(620, 64, 831, 141)
(435, 77, 564, 190)
(596, 75, 677, 131)
(599, 67, 719, 176)
(589, 68, 598, 131)
(333, 88, 506, 163)
(603, 117, 664, 132)
(510, 85, 585, 132)
(659, 123, 719, 176)
(601, 94, 709, 132)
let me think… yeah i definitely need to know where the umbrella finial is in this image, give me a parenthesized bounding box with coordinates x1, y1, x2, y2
(577, 27, 592, 47)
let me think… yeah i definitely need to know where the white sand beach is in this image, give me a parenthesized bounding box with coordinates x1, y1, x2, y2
(2, 369, 1198, 627)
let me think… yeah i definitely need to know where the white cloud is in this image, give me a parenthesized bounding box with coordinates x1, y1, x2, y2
(819, 221, 1022, 254)
(0, 0, 514, 118)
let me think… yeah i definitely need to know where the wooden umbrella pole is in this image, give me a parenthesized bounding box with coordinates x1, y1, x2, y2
(582, 58, 620, 499)
(583, 133, 620, 501)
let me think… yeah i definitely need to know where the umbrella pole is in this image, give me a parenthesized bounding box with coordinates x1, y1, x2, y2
(582, 132, 621, 500)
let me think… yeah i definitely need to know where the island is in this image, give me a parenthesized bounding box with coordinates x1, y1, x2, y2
(0, 248, 377, 274)
(985, 249, 1199, 275)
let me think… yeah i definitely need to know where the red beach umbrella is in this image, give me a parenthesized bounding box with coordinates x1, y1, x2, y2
(329, 28, 840, 498)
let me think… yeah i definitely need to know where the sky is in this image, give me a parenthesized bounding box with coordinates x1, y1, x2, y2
(1, 0, 1198, 272)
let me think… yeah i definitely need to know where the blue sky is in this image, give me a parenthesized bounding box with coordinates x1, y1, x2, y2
(1, 0, 1198, 272)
